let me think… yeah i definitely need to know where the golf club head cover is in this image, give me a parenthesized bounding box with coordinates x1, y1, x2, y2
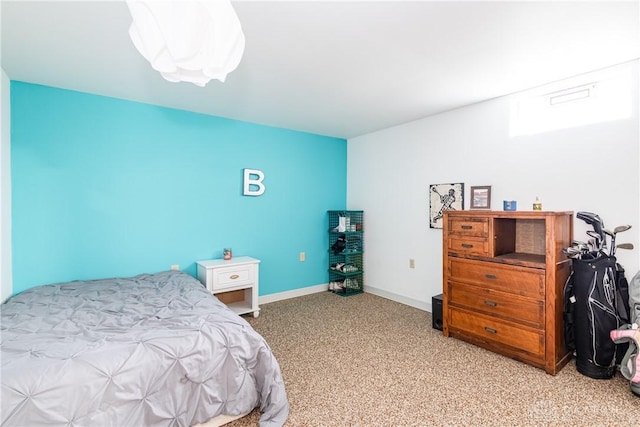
(610, 323, 640, 396)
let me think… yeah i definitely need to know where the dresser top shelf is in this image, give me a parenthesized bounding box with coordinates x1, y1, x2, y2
(446, 210, 573, 218)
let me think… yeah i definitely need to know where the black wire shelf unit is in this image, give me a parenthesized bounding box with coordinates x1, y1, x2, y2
(328, 210, 364, 296)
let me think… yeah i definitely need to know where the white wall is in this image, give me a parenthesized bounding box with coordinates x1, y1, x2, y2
(1, 67, 12, 302)
(348, 61, 639, 312)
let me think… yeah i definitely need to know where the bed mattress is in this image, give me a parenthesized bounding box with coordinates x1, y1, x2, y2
(1, 270, 288, 426)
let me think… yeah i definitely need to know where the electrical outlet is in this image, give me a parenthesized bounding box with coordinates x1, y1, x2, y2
(171, 264, 180, 271)
(409, 259, 415, 269)
(299, 252, 306, 262)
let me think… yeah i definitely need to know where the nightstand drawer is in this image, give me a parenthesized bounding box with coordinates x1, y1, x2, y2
(210, 265, 253, 291)
(448, 258, 544, 298)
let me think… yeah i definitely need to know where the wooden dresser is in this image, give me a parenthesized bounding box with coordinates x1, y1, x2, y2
(442, 210, 573, 375)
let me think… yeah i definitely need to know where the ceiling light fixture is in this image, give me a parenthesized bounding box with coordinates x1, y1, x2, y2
(126, 0, 245, 87)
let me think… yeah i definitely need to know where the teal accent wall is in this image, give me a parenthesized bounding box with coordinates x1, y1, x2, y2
(11, 82, 346, 295)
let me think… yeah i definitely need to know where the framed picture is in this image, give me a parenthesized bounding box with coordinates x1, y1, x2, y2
(429, 183, 464, 229)
(470, 186, 492, 209)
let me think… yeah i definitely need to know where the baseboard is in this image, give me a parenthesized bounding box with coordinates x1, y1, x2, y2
(364, 285, 431, 313)
(259, 283, 433, 314)
(259, 283, 328, 305)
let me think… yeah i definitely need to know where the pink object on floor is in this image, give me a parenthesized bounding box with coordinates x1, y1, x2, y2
(610, 324, 640, 384)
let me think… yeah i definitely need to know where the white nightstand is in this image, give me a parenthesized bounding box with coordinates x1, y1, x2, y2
(196, 256, 260, 318)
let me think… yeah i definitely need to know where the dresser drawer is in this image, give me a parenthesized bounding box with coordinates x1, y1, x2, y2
(448, 282, 544, 328)
(209, 265, 254, 291)
(448, 217, 489, 237)
(448, 258, 544, 298)
(447, 237, 489, 256)
(449, 307, 544, 357)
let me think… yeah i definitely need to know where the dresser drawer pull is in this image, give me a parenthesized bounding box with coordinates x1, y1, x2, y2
(484, 300, 497, 307)
(461, 225, 473, 230)
(229, 274, 240, 280)
(461, 244, 473, 248)
(484, 327, 497, 334)
(485, 274, 497, 280)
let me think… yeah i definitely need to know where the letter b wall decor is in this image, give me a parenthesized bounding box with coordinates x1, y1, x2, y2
(243, 168, 265, 196)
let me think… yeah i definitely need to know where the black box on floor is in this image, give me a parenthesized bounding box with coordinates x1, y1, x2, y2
(432, 294, 443, 331)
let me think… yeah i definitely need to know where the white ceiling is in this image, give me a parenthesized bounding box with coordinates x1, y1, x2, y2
(2, 1, 639, 139)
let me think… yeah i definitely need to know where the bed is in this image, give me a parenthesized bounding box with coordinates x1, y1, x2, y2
(0, 270, 289, 426)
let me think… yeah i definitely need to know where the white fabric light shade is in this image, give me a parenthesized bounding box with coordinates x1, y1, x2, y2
(127, 0, 245, 86)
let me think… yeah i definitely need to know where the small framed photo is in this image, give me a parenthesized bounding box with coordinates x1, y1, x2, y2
(470, 186, 491, 209)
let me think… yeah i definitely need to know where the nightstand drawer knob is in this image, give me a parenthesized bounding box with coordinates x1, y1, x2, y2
(461, 225, 472, 230)
(462, 244, 473, 248)
(230, 274, 240, 280)
(485, 274, 497, 280)
(484, 300, 497, 307)
(484, 327, 497, 334)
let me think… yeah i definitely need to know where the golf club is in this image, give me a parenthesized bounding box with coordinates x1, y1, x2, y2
(577, 211, 605, 246)
(586, 230, 603, 252)
(605, 224, 632, 256)
(615, 242, 634, 252)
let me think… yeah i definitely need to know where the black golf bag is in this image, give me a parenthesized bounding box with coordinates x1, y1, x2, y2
(564, 255, 630, 379)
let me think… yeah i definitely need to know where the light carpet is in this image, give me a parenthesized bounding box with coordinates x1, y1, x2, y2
(227, 292, 637, 426)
